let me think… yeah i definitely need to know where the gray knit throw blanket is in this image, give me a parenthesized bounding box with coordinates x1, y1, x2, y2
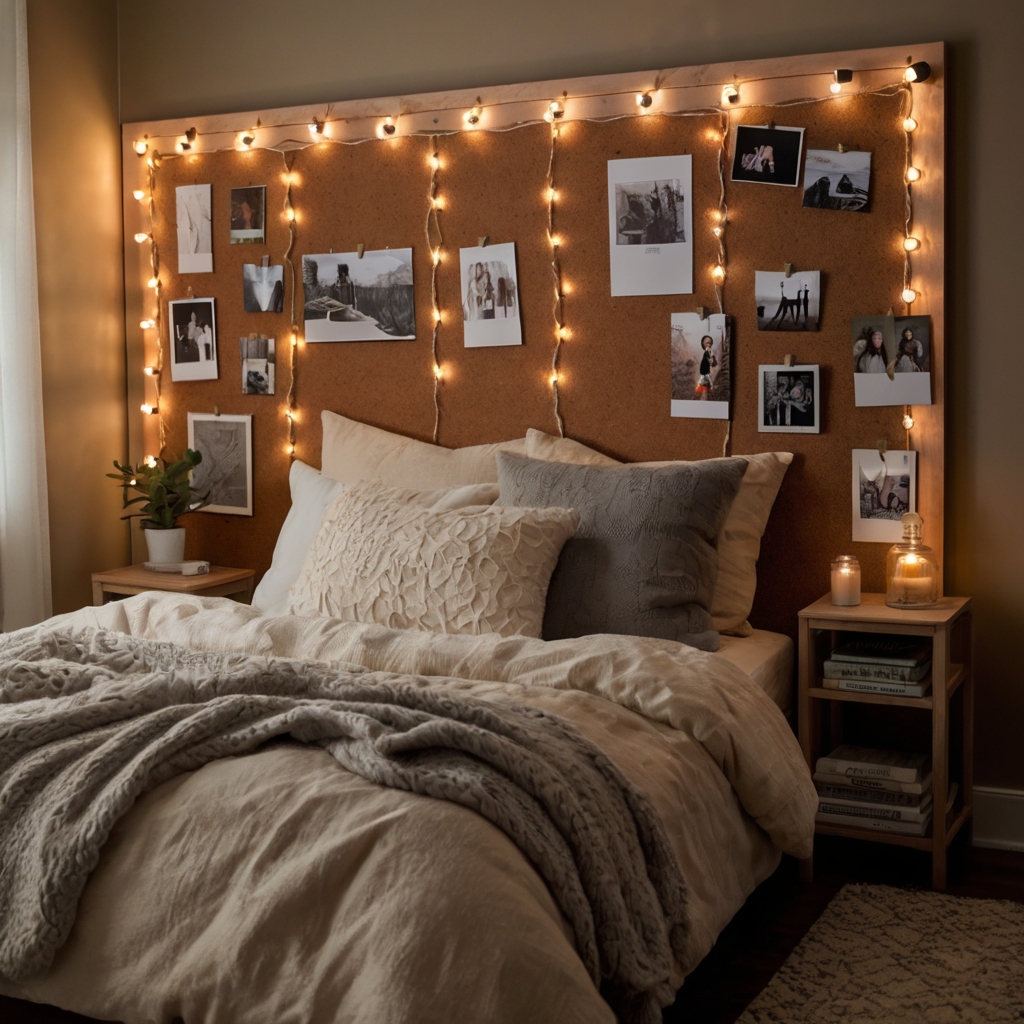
(0, 628, 688, 1024)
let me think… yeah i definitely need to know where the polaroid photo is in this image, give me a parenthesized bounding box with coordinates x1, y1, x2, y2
(302, 249, 415, 341)
(240, 335, 275, 395)
(802, 149, 871, 212)
(608, 155, 693, 296)
(187, 412, 253, 517)
(460, 242, 522, 348)
(755, 270, 821, 331)
(731, 125, 805, 187)
(852, 315, 932, 407)
(670, 313, 730, 420)
(852, 448, 917, 542)
(243, 263, 284, 312)
(758, 365, 820, 433)
(168, 298, 218, 382)
(230, 186, 266, 244)
(176, 184, 213, 273)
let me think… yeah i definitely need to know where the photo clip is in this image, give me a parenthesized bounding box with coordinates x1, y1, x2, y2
(478, 236, 489, 248)
(356, 244, 365, 259)
(783, 353, 795, 367)
(784, 263, 794, 278)
(696, 306, 706, 321)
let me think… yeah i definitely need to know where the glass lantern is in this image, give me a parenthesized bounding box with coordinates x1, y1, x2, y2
(886, 512, 940, 609)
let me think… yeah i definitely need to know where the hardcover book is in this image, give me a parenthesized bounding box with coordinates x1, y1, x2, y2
(829, 635, 932, 668)
(817, 796, 932, 823)
(823, 658, 931, 683)
(821, 677, 931, 698)
(816, 783, 926, 807)
(813, 770, 933, 796)
(815, 810, 930, 836)
(815, 745, 930, 783)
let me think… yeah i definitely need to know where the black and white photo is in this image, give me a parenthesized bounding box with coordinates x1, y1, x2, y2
(168, 298, 218, 382)
(176, 184, 213, 273)
(243, 263, 284, 312)
(230, 186, 266, 244)
(802, 149, 871, 211)
(670, 312, 730, 419)
(608, 155, 693, 296)
(302, 249, 415, 342)
(756, 270, 820, 331)
(852, 315, 932, 406)
(240, 335, 275, 395)
(731, 125, 805, 187)
(187, 412, 253, 516)
(758, 365, 820, 433)
(460, 242, 522, 348)
(852, 448, 917, 542)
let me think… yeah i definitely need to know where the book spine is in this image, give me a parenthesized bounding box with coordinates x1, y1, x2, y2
(830, 651, 928, 668)
(815, 811, 929, 836)
(823, 661, 929, 683)
(813, 771, 930, 795)
(822, 678, 931, 697)
(817, 799, 931, 823)
(817, 784, 922, 807)
(815, 758, 920, 783)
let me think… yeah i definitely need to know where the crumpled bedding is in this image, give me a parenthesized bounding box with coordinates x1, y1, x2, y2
(0, 593, 816, 1024)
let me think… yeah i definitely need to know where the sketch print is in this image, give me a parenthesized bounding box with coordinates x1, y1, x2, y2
(614, 180, 686, 246)
(302, 249, 415, 342)
(670, 313, 730, 420)
(176, 184, 213, 273)
(755, 271, 820, 331)
(187, 413, 253, 516)
(802, 149, 871, 212)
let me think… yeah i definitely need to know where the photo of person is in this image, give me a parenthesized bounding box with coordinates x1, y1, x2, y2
(852, 449, 917, 542)
(176, 184, 212, 273)
(802, 149, 871, 212)
(731, 125, 805, 187)
(852, 319, 893, 374)
(613, 179, 686, 246)
(460, 242, 522, 347)
(230, 186, 266, 244)
(758, 365, 820, 433)
(755, 270, 820, 331)
(851, 315, 932, 407)
(242, 263, 284, 312)
(168, 298, 218, 381)
(670, 312, 730, 420)
(893, 316, 931, 373)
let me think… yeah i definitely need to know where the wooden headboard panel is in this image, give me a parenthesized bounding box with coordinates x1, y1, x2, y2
(122, 43, 945, 639)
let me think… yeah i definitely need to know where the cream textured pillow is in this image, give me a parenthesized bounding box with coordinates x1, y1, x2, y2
(287, 482, 579, 638)
(524, 429, 791, 636)
(322, 411, 527, 489)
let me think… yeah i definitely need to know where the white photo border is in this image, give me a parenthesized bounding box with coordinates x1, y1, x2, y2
(168, 297, 219, 382)
(757, 364, 820, 434)
(851, 448, 917, 543)
(186, 412, 253, 516)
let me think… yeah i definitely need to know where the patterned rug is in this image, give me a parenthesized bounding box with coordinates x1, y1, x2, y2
(737, 883, 1024, 1023)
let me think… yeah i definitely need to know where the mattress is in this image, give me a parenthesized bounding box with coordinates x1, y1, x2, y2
(718, 629, 794, 712)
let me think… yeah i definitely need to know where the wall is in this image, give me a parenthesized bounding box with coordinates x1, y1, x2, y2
(28, 0, 129, 613)
(116, 1, 1024, 791)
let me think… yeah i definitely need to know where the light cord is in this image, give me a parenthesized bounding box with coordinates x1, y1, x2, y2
(546, 123, 566, 437)
(282, 151, 298, 458)
(425, 136, 443, 443)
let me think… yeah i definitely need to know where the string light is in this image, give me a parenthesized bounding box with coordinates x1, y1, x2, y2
(712, 264, 725, 283)
(712, 109, 729, 316)
(139, 318, 156, 329)
(425, 135, 444, 443)
(463, 99, 482, 126)
(546, 119, 568, 437)
(140, 403, 157, 415)
(147, 276, 159, 289)
(281, 151, 299, 462)
(900, 81, 922, 313)
(906, 166, 921, 182)
(831, 69, 853, 94)
(377, 116, 396, 138)
(239, 128, 257, 148)
(903, 237, 920, 251)
(721, 85, 739, 105)
(544, 98, 565, 123)
(143, 455, 157, 468)
(901, 287, 917, 304)
(902, 116, 917, 132)
(636, 92, 654, 111)
(133, 138, 148, 155)
(132, 189, 146, 201)
(904, 61, 931, 83)
(136, 158, 166, 458)
(903, 409, 915, 431)
(308, 117, 325, 137)
(143, 366, 158, 376)
(134, 232, 149, 244)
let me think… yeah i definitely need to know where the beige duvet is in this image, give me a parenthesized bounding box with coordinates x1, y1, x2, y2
(0, 593, 816, 1024)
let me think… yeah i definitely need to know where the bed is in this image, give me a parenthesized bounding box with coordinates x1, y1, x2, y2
(0, 416, 816, 1024)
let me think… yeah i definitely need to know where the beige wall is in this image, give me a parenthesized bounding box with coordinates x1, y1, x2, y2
(115, 2, 1023, 788)
(28, 0, 129, 613)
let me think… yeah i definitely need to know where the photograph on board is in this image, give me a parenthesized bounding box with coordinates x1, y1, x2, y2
(243, 263, 284, 312)
(802, 149, 871, 211)
(730, 125, 805, 187)
(755, 270, 820, 331)
(758, 365, 820, 433)
(608, 154, 693, 296)
(852, 448, 917, 542)
(460, 242, 522, 348)
(187, 412, 253, 516)
(230, 186, 266, 244)
(240, 335, 275, 395)
(852, 315, 932, 406)
(302, 249, 415, 342)
(670, 313, 730, 420)
(168, 297, 218, 382)
(176, 184, 213, 273)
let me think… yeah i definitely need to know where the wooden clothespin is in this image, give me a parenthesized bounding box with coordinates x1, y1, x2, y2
(696, 306, 706, 321)
(261, 255, 269, 268)
(784, 263, 793, 278)
(186, 285, 194, 299)
(214, 405, 221, 417)
(837, 143, 846, 154)
(478, 236, 489, 248)
(877, 439, 888, 456)
(783, 354, 795, 367)
(356, 244, 365, 258)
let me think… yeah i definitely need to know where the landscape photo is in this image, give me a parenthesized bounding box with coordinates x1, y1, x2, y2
(302, 249, 415, 341)
(802, 149, 871, 211)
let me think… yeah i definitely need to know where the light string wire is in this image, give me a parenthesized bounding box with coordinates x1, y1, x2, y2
(282, 151, 298, 458)
(901, 80, 916, 449)
(143, 159, 166, 458)
(425, 135, 443, 443)
(546, 122, 566, 437)
(713, 109, 730, 455)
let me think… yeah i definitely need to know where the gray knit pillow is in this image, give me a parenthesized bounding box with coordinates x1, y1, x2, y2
(496, 452, 747, 651)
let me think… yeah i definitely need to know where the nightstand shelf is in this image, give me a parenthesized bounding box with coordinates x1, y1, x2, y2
(92, 564, 255, 606)
(798, 593, 973, 890)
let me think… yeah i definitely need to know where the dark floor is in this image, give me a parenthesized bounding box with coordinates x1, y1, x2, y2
(3, 841, 1022, 1024)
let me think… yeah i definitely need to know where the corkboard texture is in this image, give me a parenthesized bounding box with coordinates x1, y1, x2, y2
(153, 89, 930, 637)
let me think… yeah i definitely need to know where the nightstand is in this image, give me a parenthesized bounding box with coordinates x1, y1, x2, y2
(797, 593, 973, 890)
(91, 564, 256, 606)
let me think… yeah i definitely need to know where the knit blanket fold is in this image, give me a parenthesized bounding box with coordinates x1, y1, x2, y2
(0, 627, 688, 1024)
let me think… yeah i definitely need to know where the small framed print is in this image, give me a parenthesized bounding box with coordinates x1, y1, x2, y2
(758, 365, 820, 433)
(187, 412, 252, 516)
(852, 448, 917, 542)
(169, 298, 218, 382)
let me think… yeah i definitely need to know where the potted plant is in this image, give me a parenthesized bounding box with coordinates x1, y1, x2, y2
(108, 450, 209, 564)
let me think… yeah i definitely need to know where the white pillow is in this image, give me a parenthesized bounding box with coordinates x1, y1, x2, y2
(321, 410, 527, 488)
(524, 430, 792, 637)
(253, 460, 500, 617)
(287, 482, 579, 638)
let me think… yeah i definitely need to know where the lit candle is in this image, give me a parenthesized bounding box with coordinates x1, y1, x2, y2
(830, 556, 861, 606)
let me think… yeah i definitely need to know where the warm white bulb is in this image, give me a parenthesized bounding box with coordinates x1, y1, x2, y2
(143, 366, 158, 376)
(133, 189, 146, 201)
(906, 166, 922, 182)
(830, 82, 842, 94)
(285, 207, 295, 222)
(903, 237, 920, 251)
(431, 249, 441, 266)
(902, 287, 917, 303)
(133, 139, 148, 155)
(904, 66, 918, 83)
(134, 232, 149, 244)
(433, 364, 443, 380)
(433, 308, 441, 323)
(140, 318, 156, 329)
(140, 403, 156, 415)
(712, 226, 722, 238)
(550, 234, 562, 248)
(429, 155, 439, 171)
(143, 455, 157, 468)
(549, 373, 559, 387)
(558, 326, 570, 340)
(547, 187, 558, 202)
(147, 277, 159, 289)
(712, 264, 725, 282)
(903, 117, 918, 132)
(721, 85, 739, 105)
(903, 413, 915, 430)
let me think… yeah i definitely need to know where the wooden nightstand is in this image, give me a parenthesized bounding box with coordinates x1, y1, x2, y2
(91, 564, 256, 606)
(798, 593, 973, 890)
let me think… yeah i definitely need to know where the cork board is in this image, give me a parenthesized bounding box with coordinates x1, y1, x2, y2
(150, 87, 938, 638)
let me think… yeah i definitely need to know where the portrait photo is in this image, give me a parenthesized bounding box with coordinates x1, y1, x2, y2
(230, 186, 266, 244)
(460, 242, 522, 348)
(168, 298, 218, 382)
(731, 125, 805, 187)
(670, 312, 730, 420)
(758, 365, 820, 433)
(852, 315, 932, 407)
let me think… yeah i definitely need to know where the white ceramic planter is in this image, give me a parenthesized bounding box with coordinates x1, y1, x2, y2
(144, 527, 186, 564)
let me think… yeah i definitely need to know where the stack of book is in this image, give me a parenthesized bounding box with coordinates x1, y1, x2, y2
(813, 745, 955, 836)
(822, 634, 932, 697)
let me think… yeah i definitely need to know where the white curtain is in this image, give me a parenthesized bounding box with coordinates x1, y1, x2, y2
(0, 0, 51, 630)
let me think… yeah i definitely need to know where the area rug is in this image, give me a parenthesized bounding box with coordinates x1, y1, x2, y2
(736, 883, 1024, 1023)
